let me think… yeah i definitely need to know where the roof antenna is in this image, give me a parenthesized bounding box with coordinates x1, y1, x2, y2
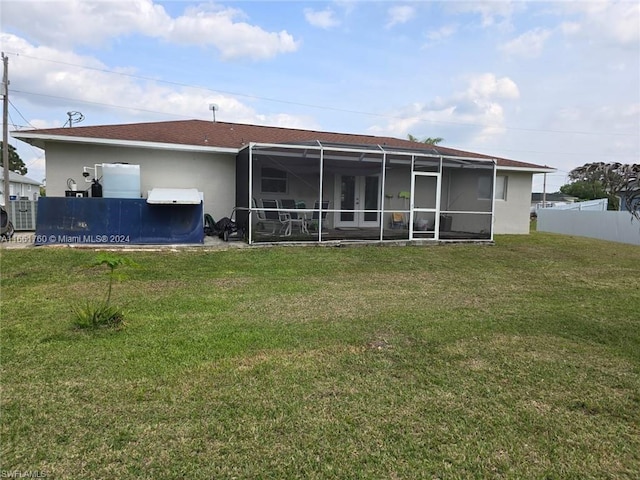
(65, 111, 84, 128)
(208, 104, 218, 122)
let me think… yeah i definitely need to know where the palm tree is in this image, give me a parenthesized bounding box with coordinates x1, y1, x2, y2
(407, 134, 444, 145)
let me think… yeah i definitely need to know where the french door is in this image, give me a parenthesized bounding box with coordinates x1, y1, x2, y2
(334, 175, 380, 227)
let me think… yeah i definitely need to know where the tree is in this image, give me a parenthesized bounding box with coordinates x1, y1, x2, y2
(0, 142, 28, 175)
(407, 134, 444, 145)
(568, 162, 640, 220)
(560, 180, 611, 205)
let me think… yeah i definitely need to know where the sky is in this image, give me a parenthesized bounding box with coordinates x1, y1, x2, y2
(1, 0, 639, 193)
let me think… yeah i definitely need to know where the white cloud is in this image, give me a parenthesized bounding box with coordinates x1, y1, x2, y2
(423, 24, 457, 48)
(304, 8, 340, 29)
(254, 113, 319, 130)
(559, 0, 640, 47)
(447, 0, 522, 29)
(3, 32, 313, 127)
(170, 4, 298, 60)
(28, 119, 61, 130)
(1, 0, 165, 48)
(369, 73, 520, 143)
(464, 73, 520, 101)
(1, 0, 299, 60)
(385, 5, 416, 29)
(559, 21, 581, 36)
(4, 28, 310, 183)
(500, 28, 552, 58)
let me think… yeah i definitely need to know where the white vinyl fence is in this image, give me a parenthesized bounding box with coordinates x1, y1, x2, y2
(532, 198, 608, 214)
(537, 210, 640, 246)
(550, 198, 608, 211)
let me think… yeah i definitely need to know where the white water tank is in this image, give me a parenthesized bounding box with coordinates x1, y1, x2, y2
(102, 164, 141, 199)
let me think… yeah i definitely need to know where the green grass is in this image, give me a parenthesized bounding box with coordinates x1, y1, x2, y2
(1, 233, 639, 479)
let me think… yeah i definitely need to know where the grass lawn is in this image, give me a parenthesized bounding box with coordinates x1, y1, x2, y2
(1, 233, 639, 479)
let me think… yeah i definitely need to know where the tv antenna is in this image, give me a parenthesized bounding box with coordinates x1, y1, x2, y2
(65, 111, 85, 127)
(209, 104, 219, 122)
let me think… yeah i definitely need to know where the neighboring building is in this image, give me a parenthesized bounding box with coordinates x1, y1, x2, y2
(618, 190, 640, 217)
(12, 120, 554, 244)
(0, 170, 41, 206)
(530, 192, 578, 215)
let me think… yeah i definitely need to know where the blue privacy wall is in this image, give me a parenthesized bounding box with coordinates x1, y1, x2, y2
(35, 197, 204, 245)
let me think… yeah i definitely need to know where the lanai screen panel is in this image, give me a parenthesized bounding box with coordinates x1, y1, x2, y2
(382, 152, 412, 241)
(249, 144, 321, 243)
(322, 148, 385, 241)
(235, 147, 250, 232)
(439, 158, 495, 239)
(246, 142, 495, 244)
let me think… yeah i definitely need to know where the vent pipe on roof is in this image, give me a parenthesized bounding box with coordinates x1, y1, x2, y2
(209, 104, 218, 122)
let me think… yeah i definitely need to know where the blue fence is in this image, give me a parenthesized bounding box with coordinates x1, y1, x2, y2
(35, 197, 204, 245)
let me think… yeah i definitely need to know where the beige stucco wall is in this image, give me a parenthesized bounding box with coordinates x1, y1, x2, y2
(44, 142, 236, 220)
(493, 170, 534, 234)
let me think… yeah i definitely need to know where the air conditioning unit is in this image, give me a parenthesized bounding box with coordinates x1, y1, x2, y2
(8, 199, 38, 230)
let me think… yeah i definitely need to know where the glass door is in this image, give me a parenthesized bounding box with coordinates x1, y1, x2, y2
(335, 175, 380, 227)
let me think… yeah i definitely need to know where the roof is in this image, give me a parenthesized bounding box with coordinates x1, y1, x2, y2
(531, 192, 577, 202)
(12, 119, 554, 171)
(0, 170, 42, 185)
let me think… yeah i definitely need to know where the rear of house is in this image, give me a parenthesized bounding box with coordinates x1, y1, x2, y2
(12, 120, 554, 245)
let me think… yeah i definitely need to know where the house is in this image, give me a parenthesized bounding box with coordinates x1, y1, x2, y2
(530, 192, 578, 216)
(618, 190, 640, 218)
(0, 171, 41, 230)
(0, 170, 41, 205)
(12, 120, 554, 245)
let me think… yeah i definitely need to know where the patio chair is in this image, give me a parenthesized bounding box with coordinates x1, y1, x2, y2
(252, 198, 277, 234)
(390, 212, 405, 229)
(309, 200, 330, 232)
(261, 199, 291, 236)
(279, 199, 308, 235)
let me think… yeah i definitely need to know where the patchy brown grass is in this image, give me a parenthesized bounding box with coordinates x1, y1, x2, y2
(1, 233, 639, 478)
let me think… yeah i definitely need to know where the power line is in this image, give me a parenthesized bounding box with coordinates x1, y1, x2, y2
(6, 108, 46, 171)
(8, 98, 36, 129)
(10, 89, 195, 120)
(9, 89, 635, 162)
(5, 51, 638, 138)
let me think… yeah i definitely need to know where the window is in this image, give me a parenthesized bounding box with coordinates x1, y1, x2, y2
(261, 167, 287, 193)
(494, 175, 507, 201)
(477, 175, 507, 200)
(477, 176, 491, 200)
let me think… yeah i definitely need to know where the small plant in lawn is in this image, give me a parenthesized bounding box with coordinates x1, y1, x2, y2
(72, 253, 136, 330)
(72, 301, 125, 329)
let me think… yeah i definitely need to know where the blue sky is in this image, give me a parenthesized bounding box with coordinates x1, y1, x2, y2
(2, 0, 639, 192)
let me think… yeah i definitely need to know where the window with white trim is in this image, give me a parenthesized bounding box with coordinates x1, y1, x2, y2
(261, 167, 287, 193)
(494, 175, 507, 200)
(477, 176, 491, 200)
(478, 175, 507, 200)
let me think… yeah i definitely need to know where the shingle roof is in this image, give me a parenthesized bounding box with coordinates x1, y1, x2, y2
(13, 119, 552, 170)
(0, 171, 42, 185)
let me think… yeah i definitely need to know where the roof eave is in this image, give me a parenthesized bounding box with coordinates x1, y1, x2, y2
(10, 131, 239, 155)
(497, 166, 556, 174)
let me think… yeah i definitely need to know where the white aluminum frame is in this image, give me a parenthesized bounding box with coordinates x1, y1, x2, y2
(246, 142, 496, 245)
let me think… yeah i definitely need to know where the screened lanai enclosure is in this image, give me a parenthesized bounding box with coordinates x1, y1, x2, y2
(234, 142, 497, 244)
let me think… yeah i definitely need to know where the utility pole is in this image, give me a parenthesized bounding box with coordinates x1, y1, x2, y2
(2, 52, 9, 209)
